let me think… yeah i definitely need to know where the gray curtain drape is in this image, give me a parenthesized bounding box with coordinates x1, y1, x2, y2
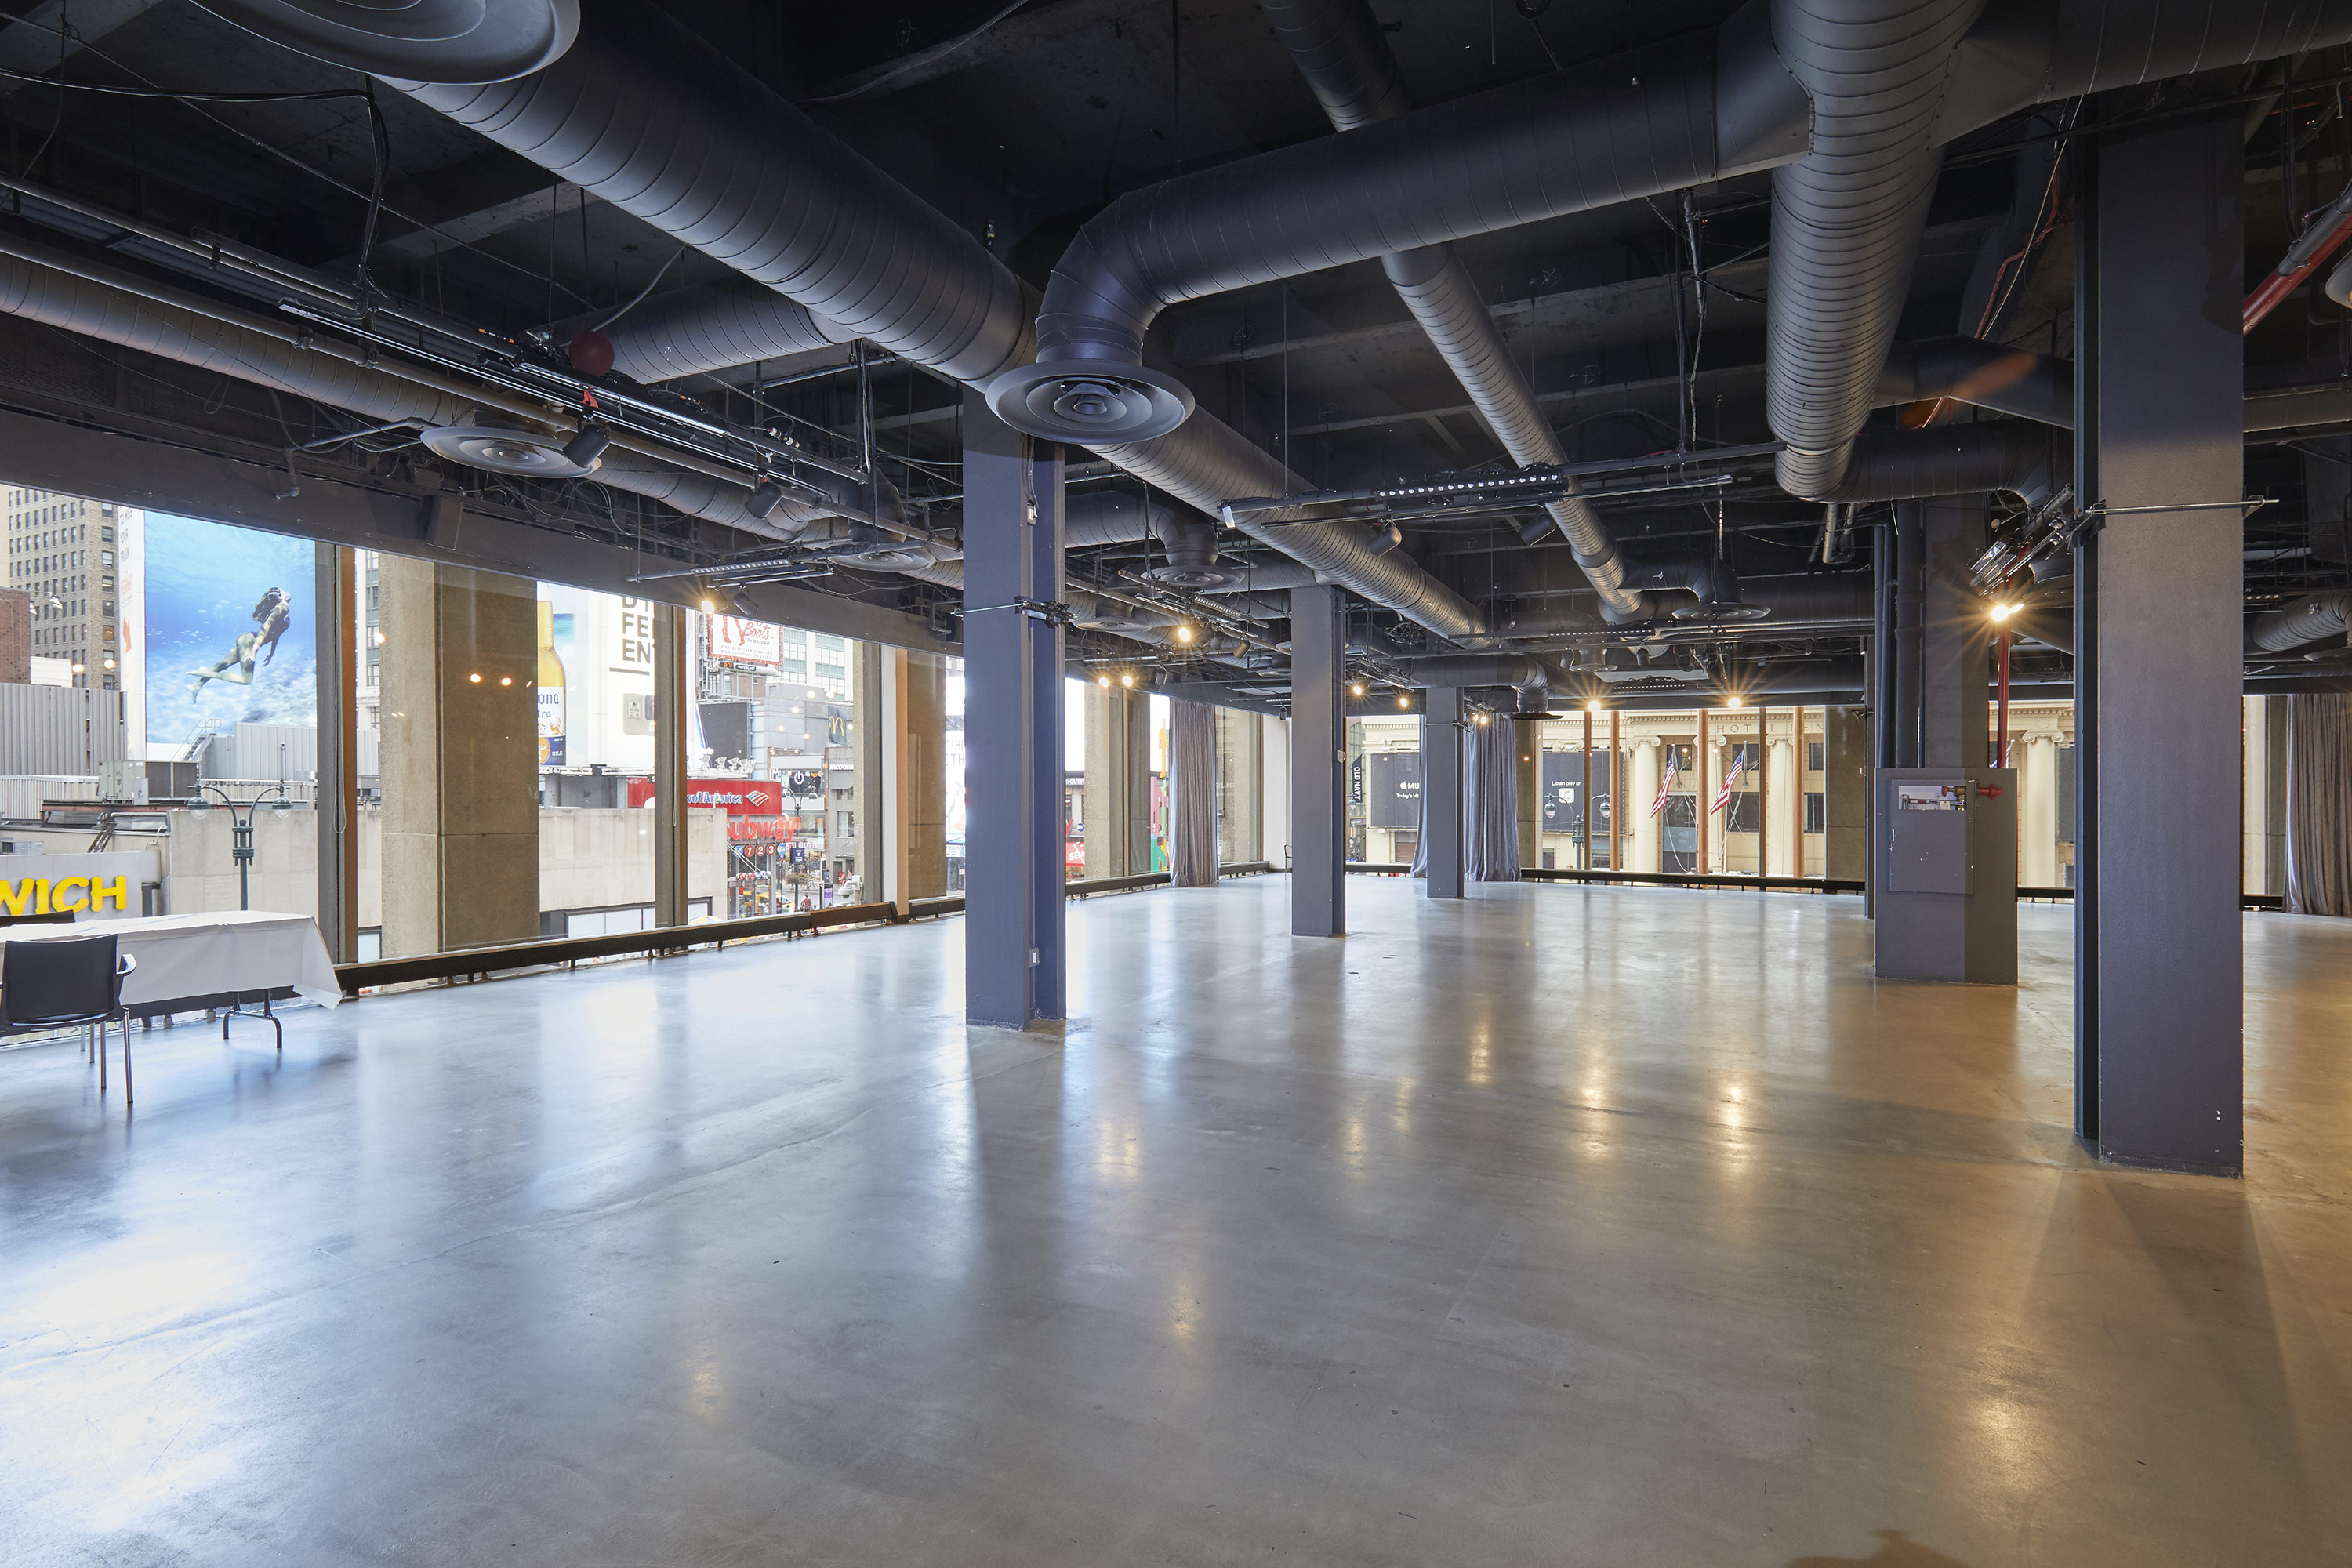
(1465, 717, 1519, 881)
(1171, 699, 1219, 887)
(1408, 713, 1519, 881)
(2285, 693, 2352, 916)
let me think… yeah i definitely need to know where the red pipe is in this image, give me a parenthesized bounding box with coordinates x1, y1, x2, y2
(2245, 179, 2352, 333)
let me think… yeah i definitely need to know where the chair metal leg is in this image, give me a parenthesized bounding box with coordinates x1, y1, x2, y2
(121, 1015, 132, 1109)
(97, 1022, 107, 1092)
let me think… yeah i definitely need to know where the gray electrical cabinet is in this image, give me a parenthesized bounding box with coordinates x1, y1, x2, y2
(1873, 768, 2016, 983)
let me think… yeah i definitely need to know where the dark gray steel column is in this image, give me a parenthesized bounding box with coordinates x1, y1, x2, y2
(1918, 495, 1990, 768)
(962, 389, 1065, 1028)
(2074, 116, 2245, 1174)
(1422, 687, 1464, 898)
(1028, 443, 1067, 1018)
(1289, 583, 1346, 936)
(1891, 503, 1926, 769)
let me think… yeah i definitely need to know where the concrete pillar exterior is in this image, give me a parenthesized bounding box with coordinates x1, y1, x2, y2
(905, 652, 949, 899)
(652, 604, 687, 927)
(2022, 733, 2059, 887)
(1219, 707, 1263, 863)
(1766, 737, 1796, 877)
(1083, 683, 1148, 878)
(1824, 705, 1869, 882)
(2241, 695, 2271, 897)
(1514, 724, 1541, 869)
(1260, 714, 1290, 869)
(1628, 739, 1662, 873)
(377, 556, 539, 956)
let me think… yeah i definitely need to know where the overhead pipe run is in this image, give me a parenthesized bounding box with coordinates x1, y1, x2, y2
(991, 2, 1811, 443)
(392, 0, 1481, 644)
(0, 235, 851, 546)
(1773, 0, 2352, 503)
(1254, 0, 1653, 622)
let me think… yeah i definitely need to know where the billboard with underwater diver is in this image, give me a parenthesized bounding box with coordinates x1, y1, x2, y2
(142, 514, 314, 753)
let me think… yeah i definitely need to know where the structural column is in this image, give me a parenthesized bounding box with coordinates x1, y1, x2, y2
(961, 390, 1065, 1028)
(377, 557, 539, 956)
(1421, 687, 1464, 898)
(1766, 735, 1796, 877)
(1515, 721, 1541, 870)
(312, 543, 358, 961)
(1083, 681, 1149, 877)
(1259, 713, 1290, 869)
(2020, 732, 2059, 887)
(1288, 583, 1345, 935)
(1824, 704, 1868, 882)
(653, 602, 688, 927)
(2074, 114, 2245, 1172)
(1628, 739, 1661, 873)
(903, 652, 949, 899)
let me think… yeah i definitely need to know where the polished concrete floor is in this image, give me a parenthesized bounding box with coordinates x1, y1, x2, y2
(3, 879, 2349, 1567)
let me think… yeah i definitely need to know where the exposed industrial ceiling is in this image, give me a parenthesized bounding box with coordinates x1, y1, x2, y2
(0, 0, 2347, 710)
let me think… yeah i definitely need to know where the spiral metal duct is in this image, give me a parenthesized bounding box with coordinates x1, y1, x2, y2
(2248, 592, 2352, 654)
(1773, 0, 2352, 502)
(398, 0, 1031, 385)
(1256, 0, 1650, 621)
(0, 237, 850, 544)
(600, 283, 849, 384)
(393, 0, 1483, 641)
(1000, 29, 1798, 443)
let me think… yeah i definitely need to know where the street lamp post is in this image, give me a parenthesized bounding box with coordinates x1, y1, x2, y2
(189, 784, 293, 910)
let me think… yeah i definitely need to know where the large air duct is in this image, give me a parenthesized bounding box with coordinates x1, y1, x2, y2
(394, 0, 1479, 642)
(993, 5, 1810, 444)
(1772, 0, 2352, 502)
(600, 282, 849, 384)
(1254, 0, 1653, 622)
(2249, 592, 2352, 655)
(1820, 423, 2065, 504)
(1875, 337, 2072, 428)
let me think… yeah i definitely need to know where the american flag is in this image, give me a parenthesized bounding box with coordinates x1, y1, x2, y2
(1711, 747, 1748, 814)
(1650, 749, 1679, 816)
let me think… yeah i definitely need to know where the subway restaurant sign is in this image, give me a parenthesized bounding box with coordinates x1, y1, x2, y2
(0, 853, 161, 920)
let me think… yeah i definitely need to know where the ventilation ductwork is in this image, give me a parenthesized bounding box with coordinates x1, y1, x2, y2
(1096, 417, 1483, 639)
(1484, 572, 1876, 640)
(1396, 653, 1566, 714)
(1875, 337, 2072, 428)
(993, 4, 1810, 444)
(1769, 0, 2352, 503)
(1254, 0, 1653, 622)
(597, 282, 849, 384)
(393, 0, 1480, 644)
(2249, 592, 2352, 655)
(200, 0, 577, 84)
(401, 0, 1029, 385)
(0, 231, 860, 548)
(1820, 423, 2066, 505)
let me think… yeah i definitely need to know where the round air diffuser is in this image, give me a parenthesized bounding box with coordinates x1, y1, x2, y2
(1139, 561, 1244, 591)
(192, 0, 579, 85)
(422, 422, 601, 477)
(986, 361, 1194, 442)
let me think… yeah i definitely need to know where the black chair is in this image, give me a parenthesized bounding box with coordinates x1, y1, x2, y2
(2, 933, 138, 1105)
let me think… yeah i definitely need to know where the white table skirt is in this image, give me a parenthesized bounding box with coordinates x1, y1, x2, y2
(0, 910, 342, 1010)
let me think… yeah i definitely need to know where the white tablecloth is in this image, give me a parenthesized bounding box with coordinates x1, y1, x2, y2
(0, 911, 342, 1010)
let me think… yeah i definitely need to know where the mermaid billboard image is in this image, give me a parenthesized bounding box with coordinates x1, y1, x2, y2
(143, 514, 315, 751)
